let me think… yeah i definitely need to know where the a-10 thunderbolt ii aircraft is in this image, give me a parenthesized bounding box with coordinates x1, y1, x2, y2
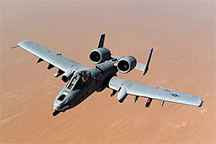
(13, 34, 203, 116)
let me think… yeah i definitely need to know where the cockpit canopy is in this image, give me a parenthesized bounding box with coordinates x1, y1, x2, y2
(57, 92, 68, 101)
(66, 70, 91, 90)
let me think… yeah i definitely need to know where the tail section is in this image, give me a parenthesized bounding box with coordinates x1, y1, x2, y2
(98, 34, 105, 48)
(143, 48, 153, 75)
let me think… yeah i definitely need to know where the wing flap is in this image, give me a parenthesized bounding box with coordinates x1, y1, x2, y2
(18, 41, 89, 72)
(108, 76, 202, 107)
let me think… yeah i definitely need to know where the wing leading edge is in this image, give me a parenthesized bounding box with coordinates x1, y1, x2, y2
(17, 41, 89, 78)
(108, 76, 203, 107)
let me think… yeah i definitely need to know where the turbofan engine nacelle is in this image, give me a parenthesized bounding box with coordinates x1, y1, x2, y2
(117, 56, 137, 74)
(89, 48, 111, 64)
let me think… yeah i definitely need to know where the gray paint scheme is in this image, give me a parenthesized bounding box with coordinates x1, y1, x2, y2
(109, 76, 202, 107)
(15, 34, 202, 116)
(18, 41, 89, 73)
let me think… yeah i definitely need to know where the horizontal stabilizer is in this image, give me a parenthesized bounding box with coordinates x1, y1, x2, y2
(135, 63, 146, 71)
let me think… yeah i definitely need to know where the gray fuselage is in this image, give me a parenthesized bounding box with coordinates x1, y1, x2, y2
(53, 60, 117, 112)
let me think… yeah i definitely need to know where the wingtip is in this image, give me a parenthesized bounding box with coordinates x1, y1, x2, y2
(194, 97, 203, 107)
(11, 45, 20, 49)
(198, 100, 203, 107)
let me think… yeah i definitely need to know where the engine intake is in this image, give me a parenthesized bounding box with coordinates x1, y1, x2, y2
(117, 56, 137, 73)
(89, 48, 111, 64)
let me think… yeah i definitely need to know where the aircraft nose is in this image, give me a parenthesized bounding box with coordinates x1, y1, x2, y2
(53, 102, 60, 111)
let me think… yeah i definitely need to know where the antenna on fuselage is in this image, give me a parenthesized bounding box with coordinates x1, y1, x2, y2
(98, 34, 105, 48)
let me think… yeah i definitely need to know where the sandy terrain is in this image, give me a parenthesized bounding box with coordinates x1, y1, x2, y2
(0, 1, 215, 144)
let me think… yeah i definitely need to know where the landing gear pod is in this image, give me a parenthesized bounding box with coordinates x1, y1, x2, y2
(117, 87, 127, 103)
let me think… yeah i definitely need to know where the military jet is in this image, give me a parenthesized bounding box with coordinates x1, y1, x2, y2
(13, 34, 203, 116)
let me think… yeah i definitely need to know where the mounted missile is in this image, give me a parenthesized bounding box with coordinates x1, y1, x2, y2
(160, 100, 164, 107)
(133, 96, 139, 103)
(145, 98, 152, 107)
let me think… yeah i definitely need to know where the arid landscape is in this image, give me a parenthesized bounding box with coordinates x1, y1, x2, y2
(1, 1, 215, 143)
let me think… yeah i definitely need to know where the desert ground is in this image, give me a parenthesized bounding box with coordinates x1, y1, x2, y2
(0, 1, 215, 144)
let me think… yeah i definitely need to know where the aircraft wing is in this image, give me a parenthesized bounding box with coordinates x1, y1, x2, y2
(108, 76, 203, 107)
(17, 41, 89, 80)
